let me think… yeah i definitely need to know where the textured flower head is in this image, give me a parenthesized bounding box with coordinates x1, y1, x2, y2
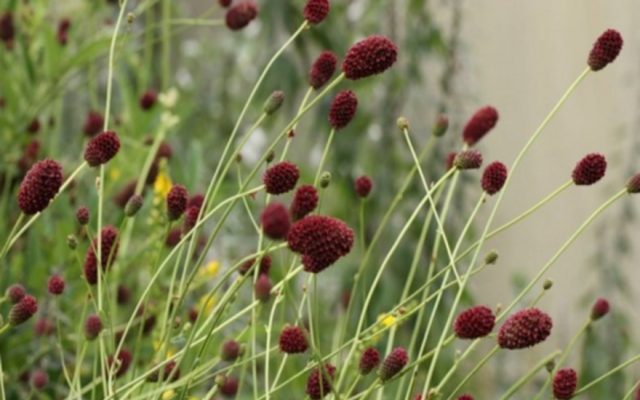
(254, 274, 272, 302)
(263, 161, 300, 194)
(290, 185, 318, 220)
(359, 347, 381, 375)
(219, 0, 232, 7)
(342, 35, 398, 80)
(0, 12, 15, 44)
(590, 297, 610, 321)
(454, 305, 496, 339)
(306, 364, 336, 399)
(303, 0, 330, 24)
(279, 325, 308, 354)
(354, 175, 373, 198)
(17, 159, 63, 215)
(84, 131, 121, 167)
(9, 295, 38, 326)
(329, 90, 358, 129)
(225, 1, 258, 31)
(31, 369, 48, 390)
(453, 150, 483, 170)
(221, 339, 242, 362)
(457, 396, 474, 400)
(379, 347, 408, 381)
(553, 368, 577, 399)
(261, 203, 291, 240)
(217, 375, 239, 396)
(462, 106, 499, 146)
(139, 89, 157, 110)
(626, 173, 640, 194)
(433, 114, 449, 137)
(83, 111, 104, 136)
(239, 255, 271, 276)
(108, 349, 132, 378)
(6, 283, 26, 304)
(76, 206, 90, 225)
(310, 51, 337, 89)
(47, 275, 65, 295)
(287, 215, 354, 273)
(572, 153, 606, 185)
(481, 161, 508, 195)
(85, 314, 103, 340)
(588, 29, 623, 71)
(166, 184, 188, 221)
(34, 318, 54, 336)
(498, 308, 553, 349)
(83, 226, 120, 285)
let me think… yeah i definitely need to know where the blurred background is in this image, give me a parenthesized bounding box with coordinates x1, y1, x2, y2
(1, 0, 639, 398)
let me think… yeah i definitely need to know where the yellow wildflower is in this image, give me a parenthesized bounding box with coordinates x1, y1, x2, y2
(161, 390, 175, 399)
(198, 293, 217, 315)
(377, 313, 397, 328)
(154, 170, 172, 199)
(198, 260, 220, 279)
(109, 167, 121, 182)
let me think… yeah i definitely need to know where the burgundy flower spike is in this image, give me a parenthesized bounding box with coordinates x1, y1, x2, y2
(572, 153, 606, 185)
(17, 159, 63, 215)
(553, 368, 578, 399)
(303, 0, 330, 24)
(84, 131, 121, 167)
(498, 308, 552, 349)
(225, 1, 258, 31)
(462, 106, 499, 146)
(588, 29, 623, 71)
(310, 51, 337, 89)
(481, 161, 508, 195)
(263, 161, 300, 195)
(306, 364, 336, 399)
(290, 185, 318, 220)
(454, 305, 496, 339)
(329, 90, 358, 129)
(342, 35, 398, 80)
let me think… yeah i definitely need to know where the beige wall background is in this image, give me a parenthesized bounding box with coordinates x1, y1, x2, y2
(441, 0, 640, 353)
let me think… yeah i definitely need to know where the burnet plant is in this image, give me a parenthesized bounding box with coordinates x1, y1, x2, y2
(0, 0, 638, 399)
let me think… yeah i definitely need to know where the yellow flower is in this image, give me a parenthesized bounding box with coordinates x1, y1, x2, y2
(161, 390, 175, 399)
(154, 170, 172, 198)
(198, 293, 217, 316)
(377, 313, 397, 328)
(198, 260, 220, 279)
(109, 167, 121, 182)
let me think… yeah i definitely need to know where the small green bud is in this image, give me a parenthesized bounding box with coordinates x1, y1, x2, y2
(263, 91, 285, 115)
(67, 234, 77, 250)
(543, 279, 553, 290)
(545, 359, 556, 373)
(396, 116, 410, 132)
(432, 114, 449, 137)
(484, 250, 498, 265)
(265, 150, 275, 164)
(320, 172, 331, 188)
(124, 194, 143, 217)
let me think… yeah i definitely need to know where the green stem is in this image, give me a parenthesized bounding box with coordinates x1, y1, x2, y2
(499, 350, 561, 400)
(573, 354, 640, 396)
(314, 128, 335, 186)
(446, 345, 499, 399)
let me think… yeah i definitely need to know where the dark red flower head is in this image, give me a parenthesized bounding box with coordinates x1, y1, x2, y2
(147, 360, 180, 382)
(303, 0, 330, 24)
(0, 12, 15, 44)
(165, 228, 182, 248)
(553, 368, 578, 399)
(445, 151, 457, 170)
(85, 314, 103, 340)
(379, 347, 408, 381)
(627, 173, 640, 194)
(217, 375, 239, 396)
(310, 51, 337, 89)
(17, 159, 63, 215)
(139, 89, 157, 110)
(359, 347, 381, 375)
(254, 274, 272, 302)
(290, 185, 318, 220)
(462, 106, 499, 146)
(76, 206, 90, 225)
(590, 297, 610, 321)
(453, 150, 483, 170)
(588, 29, 623, 71)
(481, 161, 508, 195)
(279, 325, 308, 354)
(47, 275, 65, 295)
(117, 285, 130, 305)
(6, 283, 26, 304)
(221, 339, 242, 361)
(263, 161, 300, 194)
(219, 0, 232, 7)
(498, 308, 553, 349)
(342, 35, 398, 80)
(225, 1, 258, 31)
(457, 396, 474, 400)
(108, 349, 132, 378)
(354, 175, 373, 198)
(287, 215, 354, 273)
(83, 111, 104, 136)
(34, 318, 54, 336)
(83, 226, 120, 285)
(27, 118, 41, 134)
(57, 18, 71, 45)
(188, 193, 204, 209)
(183, 205, 201, 233)
(31, 369, 48, 390)
(454, 305, 495, 339)
(572, 153, 607, 185)
(9, 295, 38, 326)
(239, 255, 271, 276)
(261, 202, 291, 240)
(306, 363, 336, 399)
(84, 131, 121, 167)
(166, 184, 188, 220)
(329, 90, 358, 129)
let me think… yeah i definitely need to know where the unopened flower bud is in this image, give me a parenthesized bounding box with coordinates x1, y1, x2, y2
(396, 116, 409, 132)
(264, 91, 285, 115)
(484, 250, 498, 265)
(320, 172, 331, 188)
(432, 114, 449, 137)
(543, 279, 553, 290)
(67, 234, 77, 250)
(124, 194, 143, 217)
